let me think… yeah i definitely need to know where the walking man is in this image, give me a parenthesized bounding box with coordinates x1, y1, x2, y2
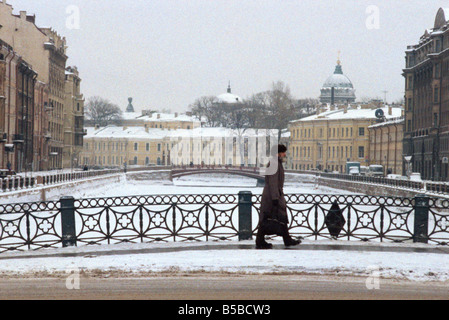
(256, 144, 301, 249)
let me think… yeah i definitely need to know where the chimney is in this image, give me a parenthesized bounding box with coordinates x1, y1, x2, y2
(145, 124, 149, 133)
(19, 11, 26, 20)
(316, 107, 321, 115)
(123, 126, 128, 131)
(175, 112, 178, 118)
(157, 114, 161, 119)
(344, 105, 348, 114)
(388, 105, 392, 116)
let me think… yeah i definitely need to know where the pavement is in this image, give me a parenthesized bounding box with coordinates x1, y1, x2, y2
(1, 274, 448, 300)
(0, 238, 447, 261)
(0, 239, 448, 300)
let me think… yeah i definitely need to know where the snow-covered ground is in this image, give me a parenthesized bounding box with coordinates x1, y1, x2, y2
(0, 240, 448, 282)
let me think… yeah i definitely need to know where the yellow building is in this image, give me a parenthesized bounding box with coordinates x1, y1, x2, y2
(288, 104, 403, 173)
(63, 66, 85, 169)
(80, 125, 278, 168)
(81, 126, 169, 167)
(368, 117, 404, 175)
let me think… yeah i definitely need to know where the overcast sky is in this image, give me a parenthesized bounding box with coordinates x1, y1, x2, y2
(7, 0, 449, 113)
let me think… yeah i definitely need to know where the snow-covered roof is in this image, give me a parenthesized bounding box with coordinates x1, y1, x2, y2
(291, 106, 403, 123)
(85, 126, 168, 140)
(85, 126, 281, 140)
(217, 93, 243, 104)
(121, 112, 201, 122)
(121, 112, 142, 120)
(165, 127, 280, 139)
(368, 117, 404, 129)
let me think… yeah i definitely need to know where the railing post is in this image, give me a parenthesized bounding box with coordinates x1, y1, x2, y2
(60, 196, 77, 247)
(238, 191, 253, 241)
(413, 194, 429, 243)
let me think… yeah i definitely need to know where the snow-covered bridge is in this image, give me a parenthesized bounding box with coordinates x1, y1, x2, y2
(171, 165, 265, 187)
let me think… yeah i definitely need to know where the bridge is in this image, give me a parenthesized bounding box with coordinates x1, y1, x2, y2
(171, 165, 266, 187)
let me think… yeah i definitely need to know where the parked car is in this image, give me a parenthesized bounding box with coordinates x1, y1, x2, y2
(367, 165, 384, 177)
(349, 167, 360, 176)
(360, 166, 369, 176)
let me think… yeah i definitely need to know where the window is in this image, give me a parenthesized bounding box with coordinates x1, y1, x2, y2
(434, 87, 440, 103)
(158, 144, 161, 152)
(134, 157, 138, 165)
(146, 143, 150, 151)
(134, 143, 138, 151)
(359, 127, 365, 136)
(358, 146, 365, 158)
(436, 39, 442, 53)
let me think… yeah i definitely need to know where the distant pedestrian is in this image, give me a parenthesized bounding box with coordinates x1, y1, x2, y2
(256, 144, 301, 249)
(6, 161, 11, 172)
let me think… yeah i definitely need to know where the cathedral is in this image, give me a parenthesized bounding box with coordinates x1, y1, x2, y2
(319, 57, 356, 105)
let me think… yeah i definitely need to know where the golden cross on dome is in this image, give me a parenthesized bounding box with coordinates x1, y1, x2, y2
(337, 51, 341, 65)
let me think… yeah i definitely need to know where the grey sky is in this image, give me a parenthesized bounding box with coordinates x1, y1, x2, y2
(7, 0, 449, 113)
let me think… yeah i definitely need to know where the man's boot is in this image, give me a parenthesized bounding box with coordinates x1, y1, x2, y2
(279, 224, 301, 247)
(256, 225, 273, 250)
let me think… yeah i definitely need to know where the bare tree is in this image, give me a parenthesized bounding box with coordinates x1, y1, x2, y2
(85, 96, 123, 127)
(189, 96, 222, 127)
(266, 81, 296, 141)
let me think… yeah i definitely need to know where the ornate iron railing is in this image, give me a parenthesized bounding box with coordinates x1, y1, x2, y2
(0, 193, 447, 253)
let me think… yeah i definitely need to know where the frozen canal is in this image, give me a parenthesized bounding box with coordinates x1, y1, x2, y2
(69, 172, 355, 200)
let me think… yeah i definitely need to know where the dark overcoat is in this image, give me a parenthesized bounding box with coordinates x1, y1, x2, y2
(259, 157, 288, 224)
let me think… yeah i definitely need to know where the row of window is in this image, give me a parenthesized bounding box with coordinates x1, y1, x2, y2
(291, 127, 365, 139)
(84, 156, 162, 166)
(291, 145, 365, 160)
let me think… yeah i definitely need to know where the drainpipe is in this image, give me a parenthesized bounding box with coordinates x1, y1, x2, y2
(6, 50, 15, 169)
(2, 50, 12, 168)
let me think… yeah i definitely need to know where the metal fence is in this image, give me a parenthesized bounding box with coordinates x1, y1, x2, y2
(287, 170, 449, 196)
(0, 192, 448, 253)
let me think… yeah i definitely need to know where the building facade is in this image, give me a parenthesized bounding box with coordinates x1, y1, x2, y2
(368, 117, 404, 175)
(0, 39, 48, 172)
(403, 7, 449, 181)
(0, 1, 83, 171)
(288, 105, 403, 173)
(63, 66, 85, 169)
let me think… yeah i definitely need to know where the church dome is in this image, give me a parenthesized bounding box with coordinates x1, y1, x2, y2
(320, 58, 356, 104)
(323, 65, 354, 89)
(217, 83, 243, 104)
